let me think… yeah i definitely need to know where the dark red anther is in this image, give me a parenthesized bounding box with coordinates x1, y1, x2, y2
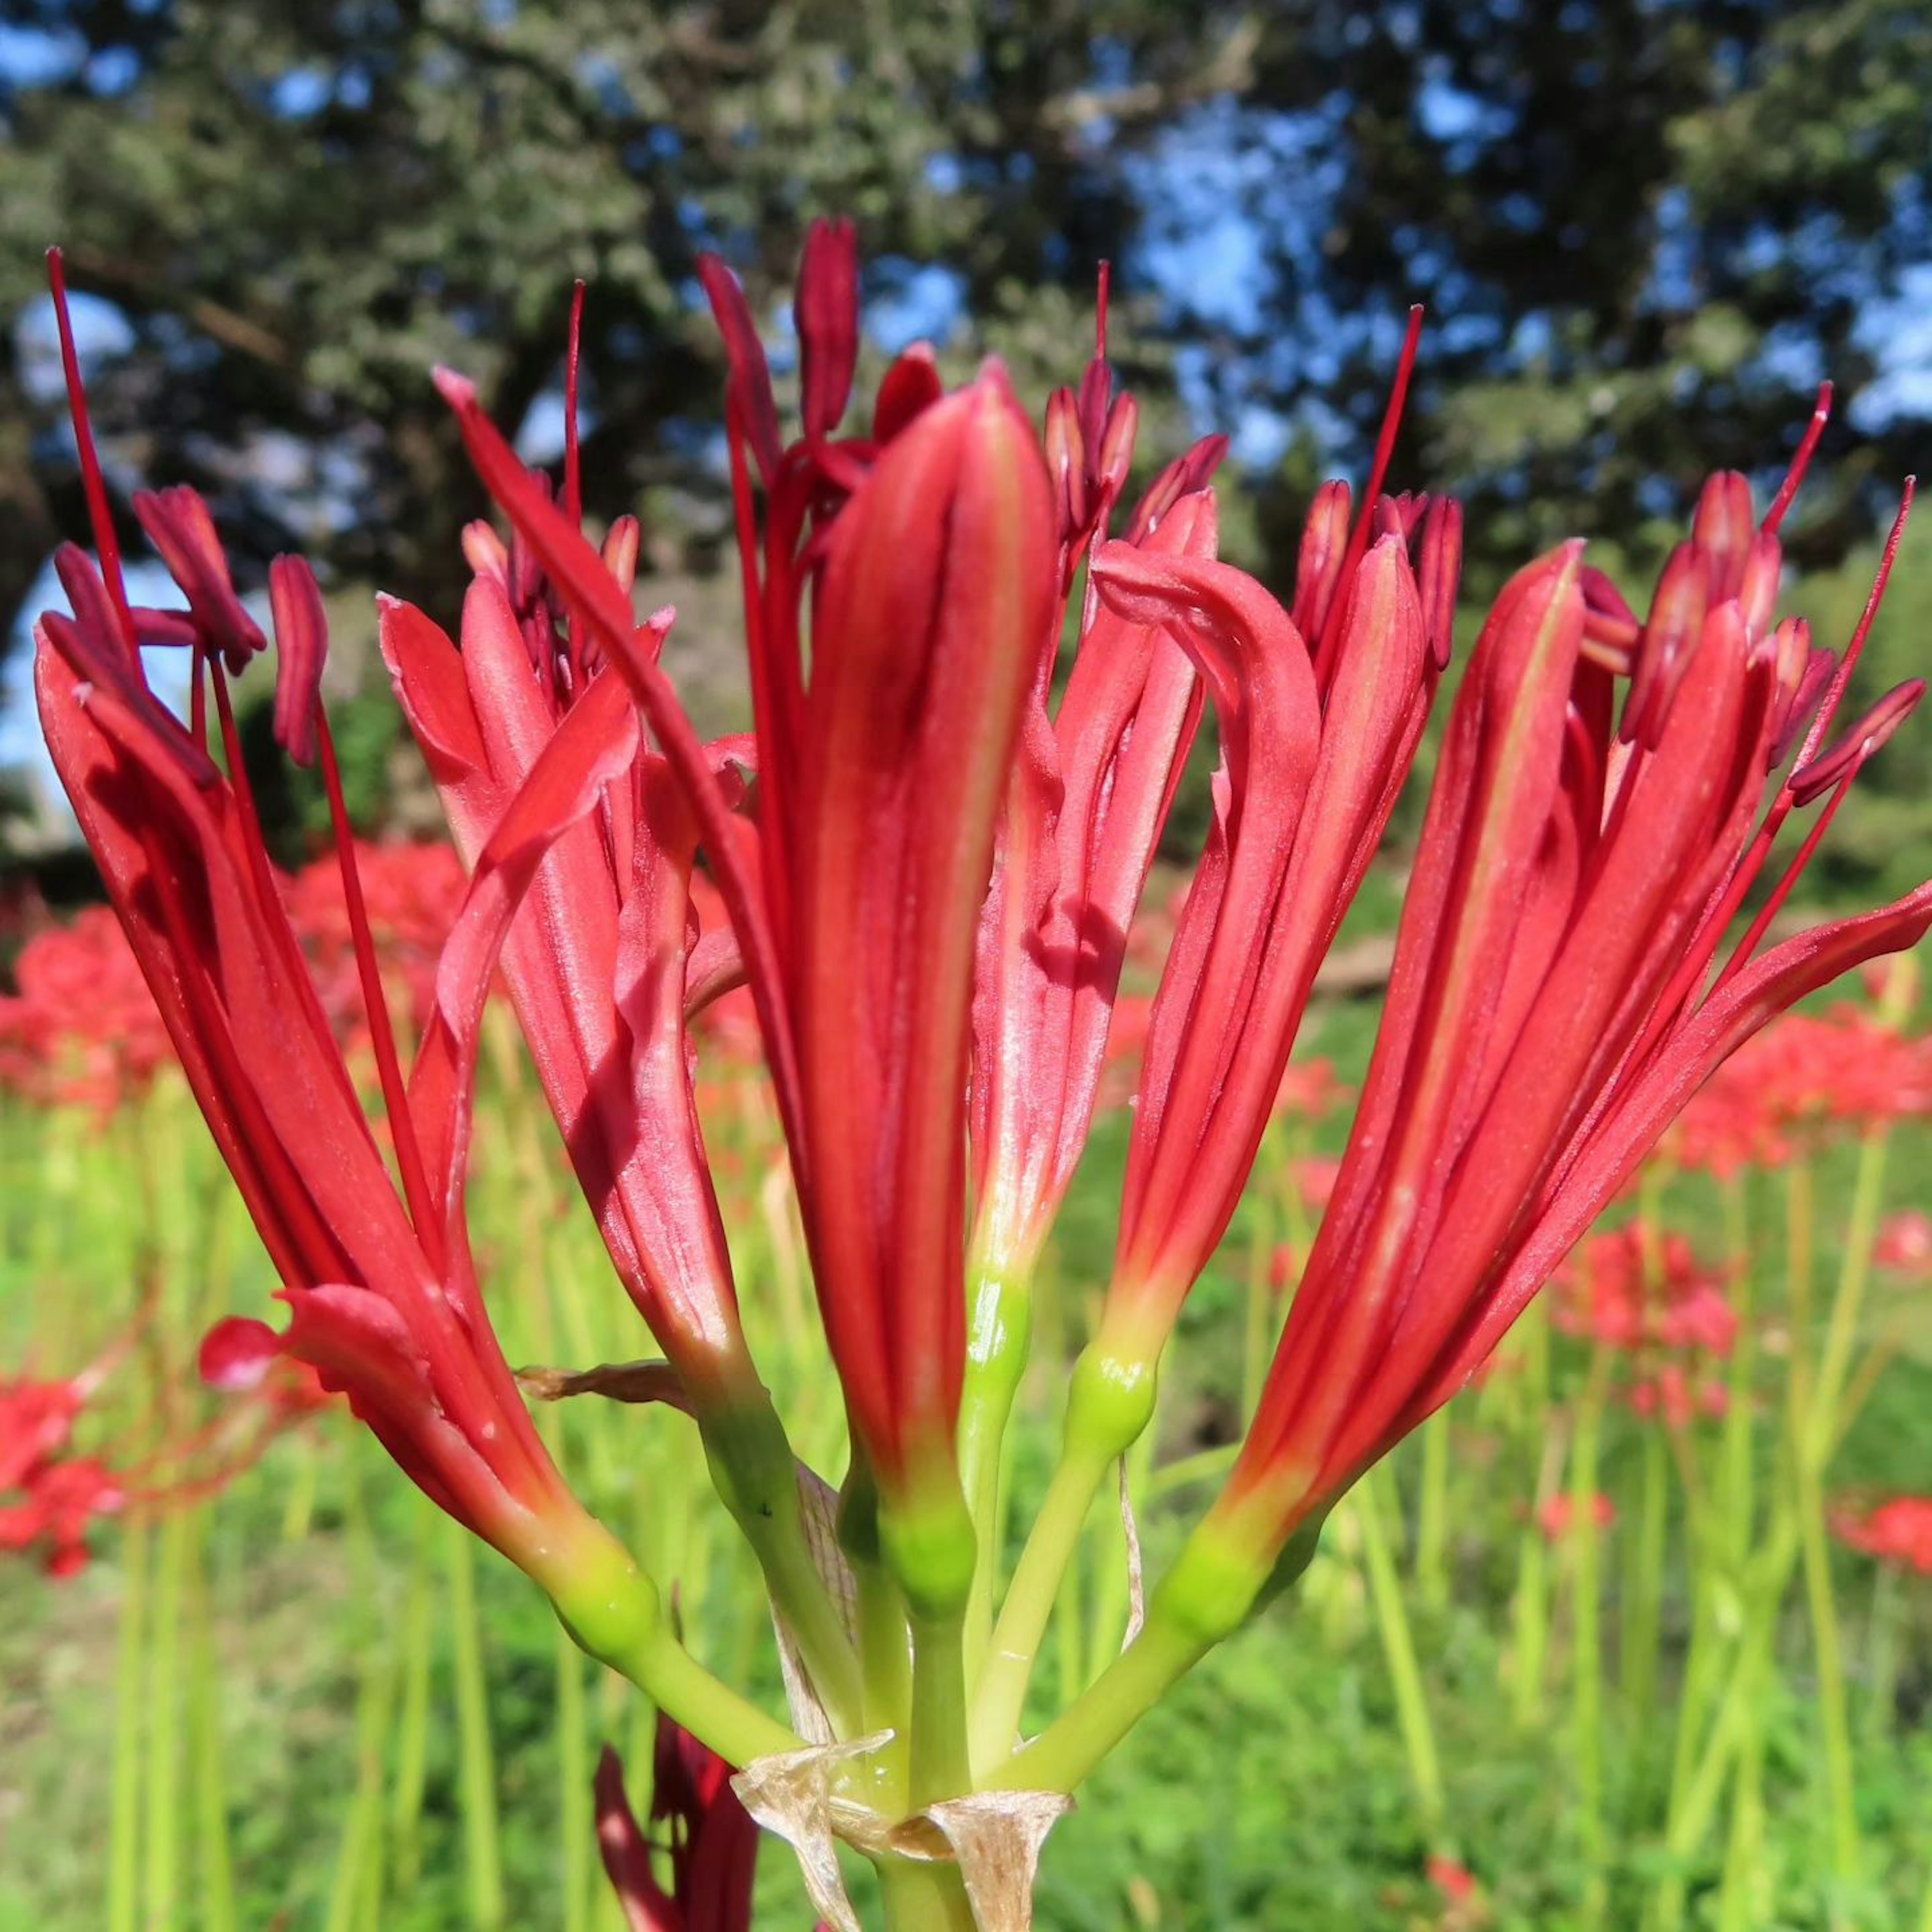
(1578, 564, 1641, 672)
(796, 217, 859, 441)
(1414, 496, 1463, 671)
(1045, 387, 1087, 546)
(1788, 679, 1926, 806)
(563, 279, 586, 527)
(1096, 393, 1139, 505)
(697, 255, 782, 482)
(1770, 636, 1836, 765)
(132, 486, 266, 672)
(267, 555, 329, 768)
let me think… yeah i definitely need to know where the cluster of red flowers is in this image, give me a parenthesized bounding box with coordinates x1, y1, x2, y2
(1666, 1001, 1932, 1177)
(0, 1370, 119, 1575)
(0, 1324, 333, 1578)
(1831, 1496, 1932, 1574)
(1537, 1491, 1617, 1543)
(0, 905, 172, 1114)
(1553, 1223, 1738, 1424)
(0, 842, 466, 1116)
(283, 839, 469, 1043)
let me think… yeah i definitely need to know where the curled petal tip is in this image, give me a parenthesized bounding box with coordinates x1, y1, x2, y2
(432, 365, 478, 410)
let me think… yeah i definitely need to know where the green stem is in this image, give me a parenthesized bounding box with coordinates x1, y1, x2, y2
(1623, 1423, 1669, 1812)
(108, 1514, 149, 1932)
(1571, 1345, 1610, 1924)
(389, 1522, 435, 1888)
(1414, 1408, 1452, 1611)
(556, 1630, 591, 1932)
(1798, 1460, 1860, 1900)
(186, 1514, 236, 1932)
(983, 1520, 1278, 1794)
(699, 1394, 864, 1736)
(970, 1440, 1109, 1778)
(1356, 1469, 1444, 1832)
(447, 1520, 506, 1930)
(876, 1855, 978, 1931)
(909, 1609, 971, 1809)
(957, 1267, 1032, 1680)
(144, 1504, 189, 1932)
(1508, 1309, 1556, 1729)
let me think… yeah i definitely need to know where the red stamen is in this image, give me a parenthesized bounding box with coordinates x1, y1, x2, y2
(46, 249, 136, 663)
(1316, 305, 1424, 674)
(1713, 766, 1858, 990)
(1764, 382, 1833, 535)
(563, 279, 585, 528)
(1798, 479, 1913, 764)
(1095, 260, 1112, 361)
(315, 710, 441, 1257)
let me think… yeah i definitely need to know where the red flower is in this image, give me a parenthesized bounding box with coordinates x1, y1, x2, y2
(1875, 1209, 1932, 1275)
(33, 255, 645, 1612)
(0, 905, 172, 1115)
(1537, 1491, 1617, 1542)
(594, 1720, 764, 1932)
(1199, 454, 1930, 1565)
(434, 229, 1058, 1593)
(1832, 1496, 1932, 1574)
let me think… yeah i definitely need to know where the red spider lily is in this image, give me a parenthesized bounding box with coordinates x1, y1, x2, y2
(1090, 347, 1465, 1373)
(1831, 1495, 1932, 1574)
(1875, 1209, 1932, 1275)
(1666, 1000, 1932, 1176)
(433, 227, 1057, 1576)
(0, 1455, 123, 1577)
(1, 1320, 336, 1577)
(1537, 1491, 1617, 1542)
(1552, 1224, 1738, 1358)
(968, 276, 1227, 1292)
(32, 256, 646, 1609)
(1197, 448, 1932, 1565)
(283, 839, 470, 1043)
(0, 905, 172, 1115)
(595, 1718, 778, 1932)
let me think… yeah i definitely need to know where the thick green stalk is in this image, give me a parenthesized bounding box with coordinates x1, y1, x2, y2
(556, 1632, 592, 1932)
(982, 1519, 1281, 1794)
(1622, 1424, 1670, 1810)
(909, 1609, 971, 1809)
(1355, 1469, 1444, 1832)
(969, 1439, 1109, 1777)
(1508, 1309, 1557, 1729)
(875, 1856, 978, 1931)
